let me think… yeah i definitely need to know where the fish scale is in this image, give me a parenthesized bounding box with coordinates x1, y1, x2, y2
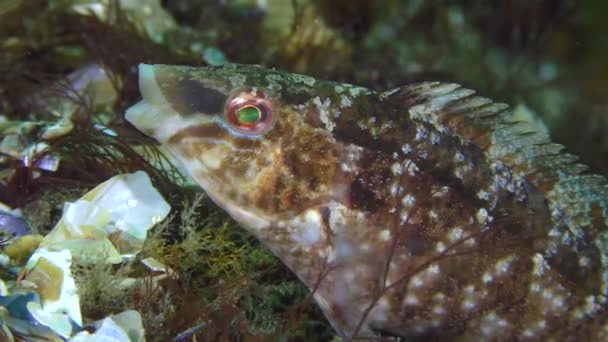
(125, 63, 608, 340)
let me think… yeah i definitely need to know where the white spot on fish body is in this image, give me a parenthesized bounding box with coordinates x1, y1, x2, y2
(549, 295, 565, 311)
(482, 272, 493, 283)
(377, 298, 390, 311)
(495, 255, 514, 275)
(391, 162, 403, 176)
(293, 222, 321, 246)
(427, 264, 440, 275)
(348, 86, 367, 97)
(464, 285, 475, 295)
(522, 320, 546, 338)
(292, 74, 316, 86)
(462, 298, 476, 311)
(433, 292, 446, 302)
(579, 295, 601, 317)
(432, 186, 450, 198)
(430, 132, 440, 144)
(400, 210, 410, 224)
(401, 143, 412, 155)
(340, 95, 352, 108)
(480, 312, 510, 337)
(454, 167, 465, 180)
(476, 208, 490, 224)
(313, 96, 334, 131)
(404, 294, 420, 306)
(448, 226, 464, 242)
(415, 126, 428, 141)
(532, 253, 548, 276)
(405, 160, 419, 176)
(409, 275, 424, 288)
(402, 194, 416, 207)
(264, 74, 284, 91)
(432, 305, 446, 315)
(477, 189, 490, 200)
(390, 182, 400, 197)
(529, 282, 541, 293)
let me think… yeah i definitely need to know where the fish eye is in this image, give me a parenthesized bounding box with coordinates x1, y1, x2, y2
(225, 89, 274, 135)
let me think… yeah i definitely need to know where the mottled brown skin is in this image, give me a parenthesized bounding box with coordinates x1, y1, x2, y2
(126, 64, 608, 340)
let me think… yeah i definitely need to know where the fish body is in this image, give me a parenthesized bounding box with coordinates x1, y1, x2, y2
(126, 64, 608, 340)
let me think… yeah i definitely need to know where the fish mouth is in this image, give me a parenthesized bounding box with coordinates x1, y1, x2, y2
(125, 64, 207, 143)
(125, 64, 165, 135)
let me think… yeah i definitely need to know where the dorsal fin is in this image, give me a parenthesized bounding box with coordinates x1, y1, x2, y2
(382, 81, 608, 244)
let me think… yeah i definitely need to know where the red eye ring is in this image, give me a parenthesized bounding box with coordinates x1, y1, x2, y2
(225, 89, 274, 135)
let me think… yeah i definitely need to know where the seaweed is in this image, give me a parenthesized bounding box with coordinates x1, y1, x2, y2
(73, 261, 134, 321)
(133, 193, 333, 340)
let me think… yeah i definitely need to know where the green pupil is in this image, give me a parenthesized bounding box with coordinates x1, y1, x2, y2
(236, 106, 261, 123)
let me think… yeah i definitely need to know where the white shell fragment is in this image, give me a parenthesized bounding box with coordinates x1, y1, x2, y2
(141, 257, 170, 274)
(24, 249, 81, 338)
(141, 257, 177, 284)
(69, 310, 145, 342)
(68, 0, 176, 44)
(41, 113, 75, 140)
(27, 301, 74, 339)
(40, 171, 171, 263)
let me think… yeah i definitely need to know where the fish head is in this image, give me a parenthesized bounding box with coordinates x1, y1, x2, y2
(125, 64, 350, 239)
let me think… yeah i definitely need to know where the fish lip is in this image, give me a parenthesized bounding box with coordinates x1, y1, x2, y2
(125, 64, 204, 143)
(137, 64, 161, 104)
(125, 63, 168, 136)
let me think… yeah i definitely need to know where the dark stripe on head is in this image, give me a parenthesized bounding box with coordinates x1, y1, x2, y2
(230, 135, 263, 149)
(161, 78, 227, 116)
(167, 123, 227, 145)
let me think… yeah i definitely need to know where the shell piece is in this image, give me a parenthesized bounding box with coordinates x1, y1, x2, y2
(65, 0, 176, 44)
(27, 301, 74, 339)
(0, 205, 31, 241)
(24, 249, 81, 335)
(40, 171, 170, 263)
(69, 310, 145, 342)
(4, 234, 43, 264)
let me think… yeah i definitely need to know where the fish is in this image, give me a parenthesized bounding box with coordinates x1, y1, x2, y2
(125, 63, 608, 340)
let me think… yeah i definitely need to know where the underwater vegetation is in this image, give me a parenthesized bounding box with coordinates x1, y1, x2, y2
(0, 0, 607, 340)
